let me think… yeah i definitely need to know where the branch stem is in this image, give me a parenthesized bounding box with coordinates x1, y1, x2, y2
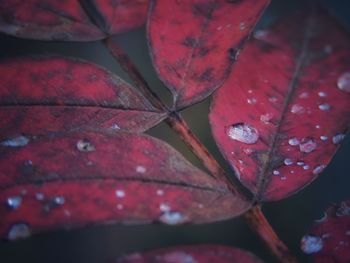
(104, 38, 298, 263)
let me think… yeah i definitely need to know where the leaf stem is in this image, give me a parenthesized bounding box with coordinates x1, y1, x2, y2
(245, 205, 298, 263)
(104, 38, 298, 263)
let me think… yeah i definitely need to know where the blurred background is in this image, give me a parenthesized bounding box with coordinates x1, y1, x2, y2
(0, 0, 349, 262)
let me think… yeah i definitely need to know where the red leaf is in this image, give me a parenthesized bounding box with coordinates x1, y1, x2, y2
(147, 0, 270, 109)
(209, 10, 350, 201)
(0, 56, 165, 135)
(0, 0, 149, 41)
(88, 0, 149, 35)
(0, 132, 250, 240)
(117, 244, 263, 263)
(0, 0, 104, 41)
(301, 200, 350, 263)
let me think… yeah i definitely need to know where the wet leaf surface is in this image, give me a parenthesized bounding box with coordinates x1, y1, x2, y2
(0, 56, 165, 135)
(117, 244, 263, 263)
(0, 0, 149, 41)
(301, 200, 350, 263)
(0, 132, 249, 240)
(210, 10, 350, 201)
(147, 0, 270, 109)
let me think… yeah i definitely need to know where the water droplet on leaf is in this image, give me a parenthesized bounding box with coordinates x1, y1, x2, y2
(76, 139, 95, 152)
(115, 190, 125, 198)
(313, 165, 326, 175)
(288, 137, 300, 146)
(301, 235, 323, 254)
(159, 211, 186, 225)
(318, 103, 331, 111)
(7, 223, 31, 241)
(332, 133, 345, 144)
(299, 138, 317, 153)
(1, 136, 29, 147)
(337, 72, 350, 93)
(6, 196, 22, 209)
(284, 158, 293, 166)
(226, 123, 259, 144)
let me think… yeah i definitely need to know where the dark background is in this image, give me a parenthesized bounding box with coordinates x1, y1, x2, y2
(0, 0, 349, 262)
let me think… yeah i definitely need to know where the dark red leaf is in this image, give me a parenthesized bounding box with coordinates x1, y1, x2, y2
(0, 56, 165, 135)
(116, 244, 263, 263)
(87, 0, 149, 35)
(0, 0, 149, 41)
(0, 132, 250, 241)
(209, 10, 350, 201)
(147, 0, 270, 109)
(301, 200, 350, 263)
(0, 0, 104, 41)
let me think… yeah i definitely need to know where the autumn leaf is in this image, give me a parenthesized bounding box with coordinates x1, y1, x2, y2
(209, 10, 350, 201)
(147, 0, 270, 109)
(301, 200, 350, 263)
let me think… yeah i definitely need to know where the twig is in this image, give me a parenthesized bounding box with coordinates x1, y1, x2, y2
(104, 37, 298, 263)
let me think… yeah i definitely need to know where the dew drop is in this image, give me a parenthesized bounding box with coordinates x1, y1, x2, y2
(273, 170, 280, 175)
(260, 113, 273, 124)
(318, 91, 327, 97)
(315, 125, 321, 129)
(297, 161, 305, 166)
(239, 22, 246, 31)
(156, 189, 164, 196)
(1, 136, 29, 147)
(288, 137, 300, 146)
(318, 103, 331, 111)
(332, 133, 346, 144)
(299, 138, 317, 153)
(159, 211, 186, 225)
(268, 96, 278, 103)
(53, 196, 65, 205)
(226, 123, 259, 144)
(299, 92, 309, 99)
(320, 136, 328, 141)
(6, 196, 22, 209)
(284, 158, 293, 166)
(116, 204, 124, 210)
(291, 104, 304, 114)
(136, 165, 146, 173)
(313, 165, 326, 175)
(247, 98, 257, 104)
(337, 72, 350, 93)
(336, 202, 350, 217)
(7, 223, 31, 241)
(160, 203, 171, 212)
(115, 190, 125, 198)
(301, 235, 323, 254)
(76, 139, 95, 152)
(35, 193, 45, 201)
(303, 165, 310, 170)
(110, 124, 121, 130)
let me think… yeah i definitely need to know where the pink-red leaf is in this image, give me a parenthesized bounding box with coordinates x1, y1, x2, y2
(0, 132, 250, 241)
(0, 0, 104, 41)
(117, 244, 263, 263)
(301, 200, 350, 263)
(0, 56, 165, 135)
(0, 0, 149, 41)
(86, 0, 149, 35)
(147, 0, 270, 109)
(210, 10, 350, 201)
